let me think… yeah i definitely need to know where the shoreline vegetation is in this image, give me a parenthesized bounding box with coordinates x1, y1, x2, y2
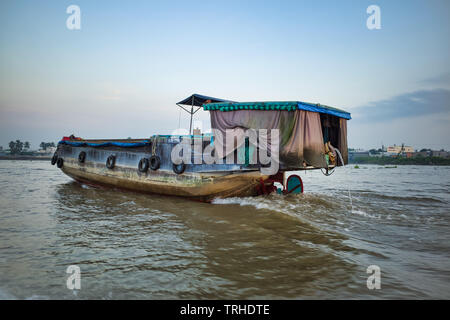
(1, 140, 55, 161)
(349, 156, 450, 166)
(1, 156, 449, 165)
(0, 155, 51, 161)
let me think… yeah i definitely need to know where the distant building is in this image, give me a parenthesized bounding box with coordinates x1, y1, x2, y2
(387, 145, 414, 154)
(413, 151, 431, 157)
(38, 146, 56, 155)
(369, 152, 383, 158)
(348, 150, 370, 161)
(411, 150, 449, 158)
(193, 128, 201, 136)
(431, 150, 449, 158)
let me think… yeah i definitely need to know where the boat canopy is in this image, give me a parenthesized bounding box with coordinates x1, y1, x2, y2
(177, 93, 235, 107)
(206, 100, 350, 168)
(203, 101, 351, 120)
(177, 93, 236, 135)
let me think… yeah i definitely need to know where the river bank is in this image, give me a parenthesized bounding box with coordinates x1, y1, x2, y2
(349, 156, 450, 166)
(0, 155, 51, 161)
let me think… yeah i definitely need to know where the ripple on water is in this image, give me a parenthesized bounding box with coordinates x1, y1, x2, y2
(0, 161, 449, 299)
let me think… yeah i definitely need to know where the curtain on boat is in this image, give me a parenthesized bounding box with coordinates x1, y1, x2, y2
(209, 110, 328, 168)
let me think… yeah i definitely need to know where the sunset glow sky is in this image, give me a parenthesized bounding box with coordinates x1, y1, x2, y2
(1, 0, 449, 150)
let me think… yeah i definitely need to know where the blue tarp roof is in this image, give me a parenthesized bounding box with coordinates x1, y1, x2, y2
(177, 93, 235, 107)
(59, 140, 150, 147)
(177, 95, 351, 119)
(203, 101, 351, 120)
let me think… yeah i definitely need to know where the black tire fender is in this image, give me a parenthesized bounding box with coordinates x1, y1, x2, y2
(51, 153, 58, 165)
(56, 157, 64, 168)
(78, 151, 86, 164)
(106, 155, 116, 169)
(138, 158, 149, 173)
(150, 155, 161, 171)
(172, 162, 186, 175)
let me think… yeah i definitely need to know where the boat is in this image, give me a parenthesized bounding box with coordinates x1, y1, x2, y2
(52, 94, 351, 202)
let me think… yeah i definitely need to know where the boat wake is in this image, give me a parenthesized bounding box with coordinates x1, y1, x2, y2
(212, 192, 353, 229)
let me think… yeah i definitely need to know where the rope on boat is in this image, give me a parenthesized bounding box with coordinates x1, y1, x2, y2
(321, 147, 346, 176)
(151, 135, 158, 156)
(321, 167, 335, 176)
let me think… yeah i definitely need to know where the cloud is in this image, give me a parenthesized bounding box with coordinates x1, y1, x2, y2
(420, 72, 450, 85)
(348, 112, 450, 150)
(351, 89, 450, 123)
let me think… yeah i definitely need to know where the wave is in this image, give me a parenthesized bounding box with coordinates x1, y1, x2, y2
(351, 209, 381, 219)
(0, 288, 51, 300)
(355, 192, 445, 204)
(0, 288, 17, 300)
(211, 193, 354, 230)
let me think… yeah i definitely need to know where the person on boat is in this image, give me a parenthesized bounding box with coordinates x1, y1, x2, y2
(325, 141, 337, 166)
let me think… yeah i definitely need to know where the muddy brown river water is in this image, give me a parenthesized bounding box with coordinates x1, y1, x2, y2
(0, 160, 449, 299)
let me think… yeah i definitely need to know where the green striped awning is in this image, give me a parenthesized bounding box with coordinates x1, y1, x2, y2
(203, 101, 351, 120)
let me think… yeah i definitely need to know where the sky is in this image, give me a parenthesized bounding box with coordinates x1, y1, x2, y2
(0, 0, 449, 150)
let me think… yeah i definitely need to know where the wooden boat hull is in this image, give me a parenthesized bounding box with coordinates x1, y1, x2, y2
(60, 158, 269, 202)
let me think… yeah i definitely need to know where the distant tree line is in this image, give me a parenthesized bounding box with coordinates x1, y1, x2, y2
(40, 142, 56, 150)
(7, 140, 55, 154)
(8, 140, 30, 154)
(349, 156, 450, 166)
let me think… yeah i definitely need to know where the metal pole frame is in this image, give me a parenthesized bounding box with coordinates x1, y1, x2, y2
(176, 97, 203, 136)
(189, 96, 194, 135)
